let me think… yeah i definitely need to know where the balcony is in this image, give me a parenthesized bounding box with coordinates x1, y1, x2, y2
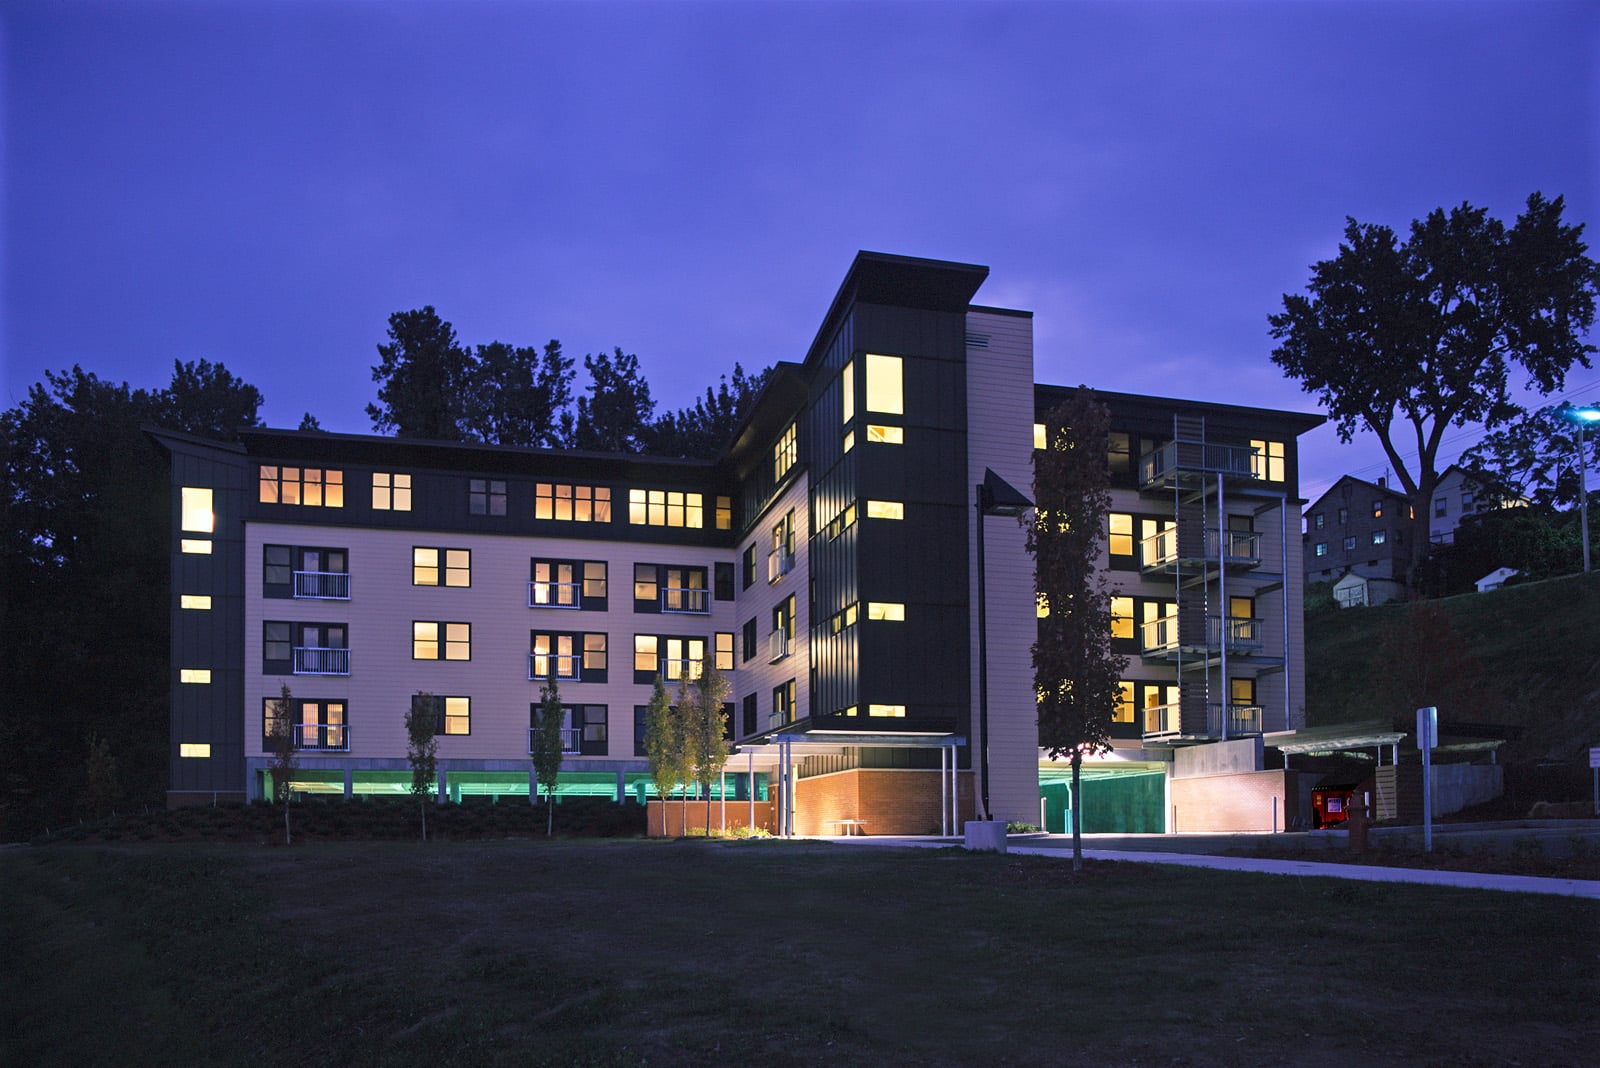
(1206, 703, 1282, 737)
(661, 587, 709, 615)
(528, 580, 582, 609)
(1141, 701, 1181, 742)
(768, 709, 793, 731)
(293, 723, 349, 751)
(294, 570, 350, 600)
(527, 725, 581, 755)
(293, 646, 349, 676)
(768, 548, 794, 584)
(1139, 616, 1180, 658)
(1207, 615, 1265, 654)
(1138, 527, 1262, 574)
(1139, 440, 1260, 491)
(528, 653, 581, 681)
(661, 658, 704, 683)
(768, 630, 790, 663)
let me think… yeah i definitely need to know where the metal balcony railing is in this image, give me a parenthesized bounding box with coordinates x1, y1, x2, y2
(1207, 615, 1265, 653)
(528, 580, 582, 609)
(294, 570, 350, 600)
(1139, 440, 1260, 488)
(293, 723, 349, 751)
(661, 587, 709, 614)
(1142, 702, 1181, 740)
(528, 653, 581, 681)
(1207, 703, 1269, 737)
(769, 631, 790, 663)
(769, 709, 793, 731)
(1140, 616, 1180, 655)
(768, 548, 794, 584)
(1140, 527, 1178, 570)
(1211, 528, 1262, 564)
(662, 658, 703, 682)
(527, 726, 581, 755)
(293, 646, 350, 676)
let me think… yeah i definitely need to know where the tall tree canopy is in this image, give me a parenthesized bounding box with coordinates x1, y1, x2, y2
(1025, 388, 1127, 870)
(574, 347, 655, 453)
(648, 362, 770, 459)
(1458, 400, 1600, 513)
(367, 306, 475, 440)
(1270, 193, 1599, 582)
(467, 339, 576, 449)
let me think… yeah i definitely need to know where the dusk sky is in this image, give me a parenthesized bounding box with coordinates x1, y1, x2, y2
(4, 0, 1597, 503)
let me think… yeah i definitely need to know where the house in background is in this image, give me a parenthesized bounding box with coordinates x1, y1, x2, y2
(153, 252, 1325, 836)
(1475, 567, 1520, 592)
(1429, 465, 1490, 544)
(1303, 475, 1412, 604)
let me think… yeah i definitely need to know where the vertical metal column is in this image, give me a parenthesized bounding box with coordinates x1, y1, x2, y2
(1217, 471, 1228, 740)
(748, 749, 755, 832)
(940, 745, 948, 836)
(1281, 491, 1290, 732)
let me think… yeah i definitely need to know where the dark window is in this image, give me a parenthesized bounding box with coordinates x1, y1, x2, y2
(532, 703, 607, 756)
(741, 618, 758, 663)
(714, 562, 735, 601)
(1343, 536, 1357, 550)
(741, 544, 756, 590)
(469, 478, 507, 516)
(742, 693, 758, 736)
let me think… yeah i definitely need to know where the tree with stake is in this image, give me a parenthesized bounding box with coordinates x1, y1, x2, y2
(688, 665, 732, 836)
(532, 681, 565, 837)
(642, 675, 684, 836)
(1025, 390, 1129, 872)
(405, 693, 438, 843)
(1270, 193, 1599, 589)
(265, 684, 298, 846)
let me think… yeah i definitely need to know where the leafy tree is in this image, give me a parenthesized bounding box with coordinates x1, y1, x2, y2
(160, 359, 264, 438)
(1414, 508, 1581, 596)
(265, 684, 298, 846)
(468, 339, 576, 448)
(1458, 400, 1600, 513)
(573, 348, 655, 453)
(642, 675, 685, 836)
(298, 413, 323, 431)
(1025, 389, 1128, 871)
(647, 362, 771, 459)
(405, 693, 439, 843)
(367, 307, 474, 441)
(1270, 193, 1600, 587)
(531, 681, 565, 837)
(686, 666, 732, 835)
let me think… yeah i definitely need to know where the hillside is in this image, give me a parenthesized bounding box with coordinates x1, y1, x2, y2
(1304, 570, 1600, 764)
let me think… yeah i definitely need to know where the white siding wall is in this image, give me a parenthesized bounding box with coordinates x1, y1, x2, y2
(966, 310, 1039, 824)
(729, 474, 811, 729)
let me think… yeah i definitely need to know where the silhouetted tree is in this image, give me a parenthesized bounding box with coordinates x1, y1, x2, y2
(574, 348, 654, 453)
(648, 362, 770, 458)
(642, 675, 686, 836)
(687, 666, 732, 835)
(265, 684, 298, 846)
(367, 306, 474, 440)
(1459, 400, 1600, 513)
(468, 339, 576, 449)
(405, 693, 439, 842)
(531, 681, 565, 836)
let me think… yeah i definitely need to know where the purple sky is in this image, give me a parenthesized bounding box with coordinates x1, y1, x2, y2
(4, 0, 1597, 503)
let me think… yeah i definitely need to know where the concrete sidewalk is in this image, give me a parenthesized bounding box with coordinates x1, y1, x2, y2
(826, 834, 1600, 899)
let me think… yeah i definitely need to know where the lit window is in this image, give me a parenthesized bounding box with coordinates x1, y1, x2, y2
(535, 482, 612, 522)
(1108, 514, 1134, 559)
(260, 466, 343, 507)
(866, 500, 904, 520)
(628, 489, 704, 528)
(866, 602, 905, 621)
(180, 669, 211, 684)
(1117, 682, 1135, 725)
(634, 634, 658, 674)
(1111, 596, 1133, 640)
(1250, 440, 1285, 483)
(181, 487, 214, 533)
(583, 633, 608, 672)
(1372, 500, 1383, 519)
(1033, 423, 1046, 450)
(868, 704, 906, 718)
(181, 539, 213, 555)
(414, 547, 470, 587)
(1036, 592, 1049, 618)
(438, 696, 470, 736)
(774, 423, 797, 481)
(530, 632, 579, 680)
(866, 424, 903, 444)
(373, 472, 412, 511)
(842, 360, 855, 423)
(1373, 530, 1386, 545)
(413, 621, 470, 661)
(469, 479, 507, 516)
(180, 595, 212, 610)
(715, 631, 735, 671)
(1314, 543, 1327, 557)
(715, 496, 732, 531)
(179, 743, 211, 758)
(865, 354, 903, 414)
(843, 429, 855, 453)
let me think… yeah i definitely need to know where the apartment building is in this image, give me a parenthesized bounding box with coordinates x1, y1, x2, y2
(155, 252, 1323, 835)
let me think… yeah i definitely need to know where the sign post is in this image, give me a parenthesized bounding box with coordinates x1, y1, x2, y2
(1418, 707, 1438, 852)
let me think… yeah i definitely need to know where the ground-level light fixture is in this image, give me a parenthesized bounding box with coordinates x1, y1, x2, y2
(975, 468, 1033, 822)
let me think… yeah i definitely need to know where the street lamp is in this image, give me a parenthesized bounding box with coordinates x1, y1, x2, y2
(975, 468, 1033, 822)
(1556, 403, 1600, 574)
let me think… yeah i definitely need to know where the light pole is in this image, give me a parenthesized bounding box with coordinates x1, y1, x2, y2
(1557, 403, 1600, 574)
(975, 468, 1033, 822)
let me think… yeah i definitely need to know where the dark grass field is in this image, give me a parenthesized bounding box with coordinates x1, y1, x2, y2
(5, 839, 1597, 1067)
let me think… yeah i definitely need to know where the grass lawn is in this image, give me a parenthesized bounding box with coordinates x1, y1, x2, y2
(5, 840, 1596, 1067)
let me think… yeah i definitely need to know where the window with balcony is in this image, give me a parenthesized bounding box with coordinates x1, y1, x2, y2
(263, 697, 348, 751)
(633, 634, 706, 684)
(535, 482, 612, 522)
(468, 479, 506, 516)
(770, 595, 795, 661)
(1136, 682, 1179, 734)
(413, 547, 470, 587)
(372, 472, 412, 511)
(865, 354, 903, 414)
(260, 466, 344, 507)
(264, 621, 349, 676)
(772, 679, 796, 729)
(264, 544, 350, 600)
(769, 510, 796, 582)
(530, 559, 607, 610)
(1139, 601, 1178, 655)
(627, 488, 704, 528)
(531, 704, 608, 757)
(413, 621, 470, 661)
(529, 632, 580, 681)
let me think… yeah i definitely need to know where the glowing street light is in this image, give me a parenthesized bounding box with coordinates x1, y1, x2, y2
(1556, 403, 1600, 574)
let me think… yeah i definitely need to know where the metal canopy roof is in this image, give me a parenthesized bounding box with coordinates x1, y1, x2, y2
(1269, 722, 1408, 755)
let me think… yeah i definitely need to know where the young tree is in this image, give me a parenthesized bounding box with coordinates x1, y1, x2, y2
(687, 665, 733, 835)
(1458, 400, 1600, 513)
(647, 362, 771, 459)
(367, 307, 475, 441)
(642, 675, 684, 836)
(1269, 193, 1599, 586)
(531, 681, 565, 837)
(404, 693, 439, 843)
(467, 339, 576, 448)
(265, 684, 298, 846)
(573, 348, 655, 453)
(1025, 389, 1129, 872)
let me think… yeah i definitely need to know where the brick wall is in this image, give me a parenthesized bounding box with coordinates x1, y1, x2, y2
(1170, 769, 1298, 832)
(794, 768, 976, 836)
(648, 798, 776, 837)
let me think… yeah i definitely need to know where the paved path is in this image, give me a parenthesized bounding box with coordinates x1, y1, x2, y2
(826, 835, 1600, 899)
